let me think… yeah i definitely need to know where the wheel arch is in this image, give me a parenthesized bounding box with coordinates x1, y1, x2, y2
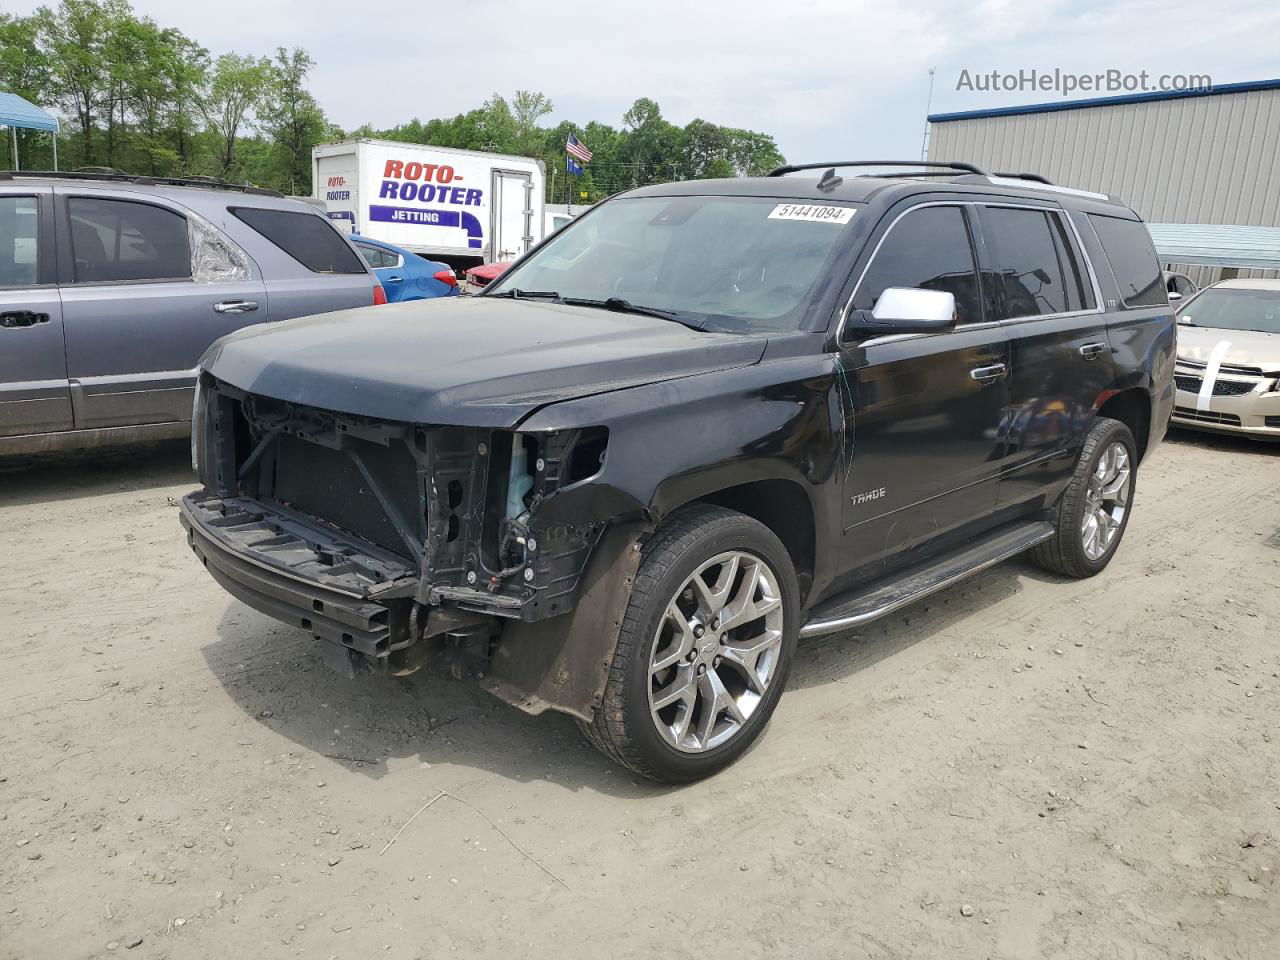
(1097, 388, 1152, 462)
(692, 479, 817, 604)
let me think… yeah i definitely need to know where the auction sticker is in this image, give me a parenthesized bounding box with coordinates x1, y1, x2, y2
(768, 203, 855, 224)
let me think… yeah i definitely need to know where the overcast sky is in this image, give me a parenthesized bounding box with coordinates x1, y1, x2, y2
(10, 0, 1279, 162)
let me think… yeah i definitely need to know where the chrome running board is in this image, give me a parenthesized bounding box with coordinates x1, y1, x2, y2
(799, 520, 1053, 638)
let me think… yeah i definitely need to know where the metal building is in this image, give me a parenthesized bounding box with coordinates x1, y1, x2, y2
(927, 79, 1280, 283)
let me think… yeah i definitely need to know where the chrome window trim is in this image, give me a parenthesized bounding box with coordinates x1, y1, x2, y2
(837, 199, 1107, 348)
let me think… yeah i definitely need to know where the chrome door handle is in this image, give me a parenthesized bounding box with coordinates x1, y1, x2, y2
(213, 300, 259, 314)
(970, 363, 1007, 383)
(1079, 341, 1107, 360)
(384, 275, 404, 284)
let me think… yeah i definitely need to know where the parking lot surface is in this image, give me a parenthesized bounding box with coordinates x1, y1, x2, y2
(2, 432, 1277, 960)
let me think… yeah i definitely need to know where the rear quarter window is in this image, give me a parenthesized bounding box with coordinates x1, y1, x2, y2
(231, 207, 366, 275)
(1089, 214, 1166, 308)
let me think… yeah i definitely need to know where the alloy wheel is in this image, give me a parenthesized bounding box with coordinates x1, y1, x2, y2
(646, 551, 785, 753)
(1081, 440, 1131, 561)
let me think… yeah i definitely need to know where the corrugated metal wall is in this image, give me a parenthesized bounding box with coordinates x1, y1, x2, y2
(929, 87, 1280, 283)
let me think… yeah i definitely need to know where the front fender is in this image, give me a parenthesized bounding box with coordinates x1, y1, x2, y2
(519, 356, 842, 525)
(487, 357, 845, 721)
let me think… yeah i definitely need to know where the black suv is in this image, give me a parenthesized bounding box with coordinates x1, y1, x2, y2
(180, 160, 1175, 783)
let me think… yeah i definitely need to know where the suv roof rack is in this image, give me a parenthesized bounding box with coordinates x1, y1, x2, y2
(768, 160, 991, 177)
(993, 171, 1054, 184)
(767, 161, 1118, 203)
(0, 169, 283, 198)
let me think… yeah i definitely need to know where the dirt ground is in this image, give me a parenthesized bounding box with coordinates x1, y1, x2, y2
(1, 429, 1278, 960)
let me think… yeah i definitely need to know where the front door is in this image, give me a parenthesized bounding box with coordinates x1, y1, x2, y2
(0, 188, 72, 438)
(55, 190, 267, 430)
(836, 203, 1011, 581)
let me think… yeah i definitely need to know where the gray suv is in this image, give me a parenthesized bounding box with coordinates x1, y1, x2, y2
(0, 171, 380, 455)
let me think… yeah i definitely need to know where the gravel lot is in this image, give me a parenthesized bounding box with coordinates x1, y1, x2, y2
(2, 430, 1278, 960)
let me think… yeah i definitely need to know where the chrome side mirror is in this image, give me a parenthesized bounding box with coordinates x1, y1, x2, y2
(848, 287, 957, 334)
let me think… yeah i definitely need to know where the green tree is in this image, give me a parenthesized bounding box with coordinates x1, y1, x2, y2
(258, 46, 326, 194)
(511, 89, 553, 154)
(33, 0, 128, 165)
(123, 21, 203, 174)
(199, 51, 269, 176)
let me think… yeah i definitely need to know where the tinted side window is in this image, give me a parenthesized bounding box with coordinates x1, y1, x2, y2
(231, 207, 366, 275)
(67, 197, 190, 283)
(981, 207, 1071, 318)
(852, 206, 983, 324)
(356, 244, 381, 269)
(1089, 214, 1166, 307)
(0, 196, 39, 286)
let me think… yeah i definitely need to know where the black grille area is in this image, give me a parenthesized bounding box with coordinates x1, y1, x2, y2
(1266, 416, 1280, 428)
(268, 433, 421, 557)
(1175, 374, 1258, 397)
(1173, 407, 1242, 426)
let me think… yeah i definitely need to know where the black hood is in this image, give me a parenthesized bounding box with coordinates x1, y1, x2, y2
(202, 296, 768, 428)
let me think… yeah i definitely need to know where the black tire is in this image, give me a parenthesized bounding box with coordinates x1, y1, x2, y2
(579, 504, 800, 783)
(1032, 417, 1137, 578)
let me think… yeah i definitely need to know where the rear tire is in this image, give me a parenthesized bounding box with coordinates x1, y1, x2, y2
(579, 504, 799, 783)
(1032, 417, 1137, 578)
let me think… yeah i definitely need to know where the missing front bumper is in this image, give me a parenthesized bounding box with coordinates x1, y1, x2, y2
(179, 493, 419, 672)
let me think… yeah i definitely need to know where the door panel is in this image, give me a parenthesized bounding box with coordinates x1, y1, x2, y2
(839, 325, 1011, 579)
(0, 287, 72, 437)
(55, 189, 270, 430)
(973, 203, 1115, 510)
(59, 278, 267, 429)
(0, 189, 71, 437)
(997, 314, 1113, 509)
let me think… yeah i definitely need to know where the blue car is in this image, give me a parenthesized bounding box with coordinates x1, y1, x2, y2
(350, 235, 459, 302)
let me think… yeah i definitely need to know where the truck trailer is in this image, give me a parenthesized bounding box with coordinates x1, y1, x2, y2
(312, 139, 545, 271)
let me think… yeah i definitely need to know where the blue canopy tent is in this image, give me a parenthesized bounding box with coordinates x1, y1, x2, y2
(0, 92, 60, 171)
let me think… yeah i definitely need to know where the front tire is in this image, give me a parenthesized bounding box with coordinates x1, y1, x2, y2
(1032, 417, 1137, 578)
(580, 505, 800, 783)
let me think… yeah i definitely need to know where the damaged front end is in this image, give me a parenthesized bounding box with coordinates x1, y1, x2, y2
(181, 374, 646, 719)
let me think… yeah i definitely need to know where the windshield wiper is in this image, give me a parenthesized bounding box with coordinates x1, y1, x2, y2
(487, 288, 561, 300)
(559, 296, 706, 331)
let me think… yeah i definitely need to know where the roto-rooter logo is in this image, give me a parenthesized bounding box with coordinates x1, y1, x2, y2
(324, 176, 350, 202)
(378, 159, 483, 207)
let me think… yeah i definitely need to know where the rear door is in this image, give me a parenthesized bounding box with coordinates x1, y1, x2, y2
(55, 189, 267, 430)
(0, 187, 72, 437)
(974, 202, 1114, 510)
(836, 202, 1011, 579)
(226, 204, 375, 320)
(490, 169, 534, 261)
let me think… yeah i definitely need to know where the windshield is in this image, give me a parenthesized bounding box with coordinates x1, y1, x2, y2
(1178, 287, 1280, 334)
(485, 195, 858, 333)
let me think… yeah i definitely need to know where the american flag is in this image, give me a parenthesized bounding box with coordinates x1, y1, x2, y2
(566, 133, 592, 163)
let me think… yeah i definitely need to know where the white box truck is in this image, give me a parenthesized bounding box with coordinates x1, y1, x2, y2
(312, 139, 545, 269)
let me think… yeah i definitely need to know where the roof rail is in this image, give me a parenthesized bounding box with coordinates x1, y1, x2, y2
(0, 169, 283, 197)
(993, 171, 1054, 185)
(768, 160, 992, 177)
